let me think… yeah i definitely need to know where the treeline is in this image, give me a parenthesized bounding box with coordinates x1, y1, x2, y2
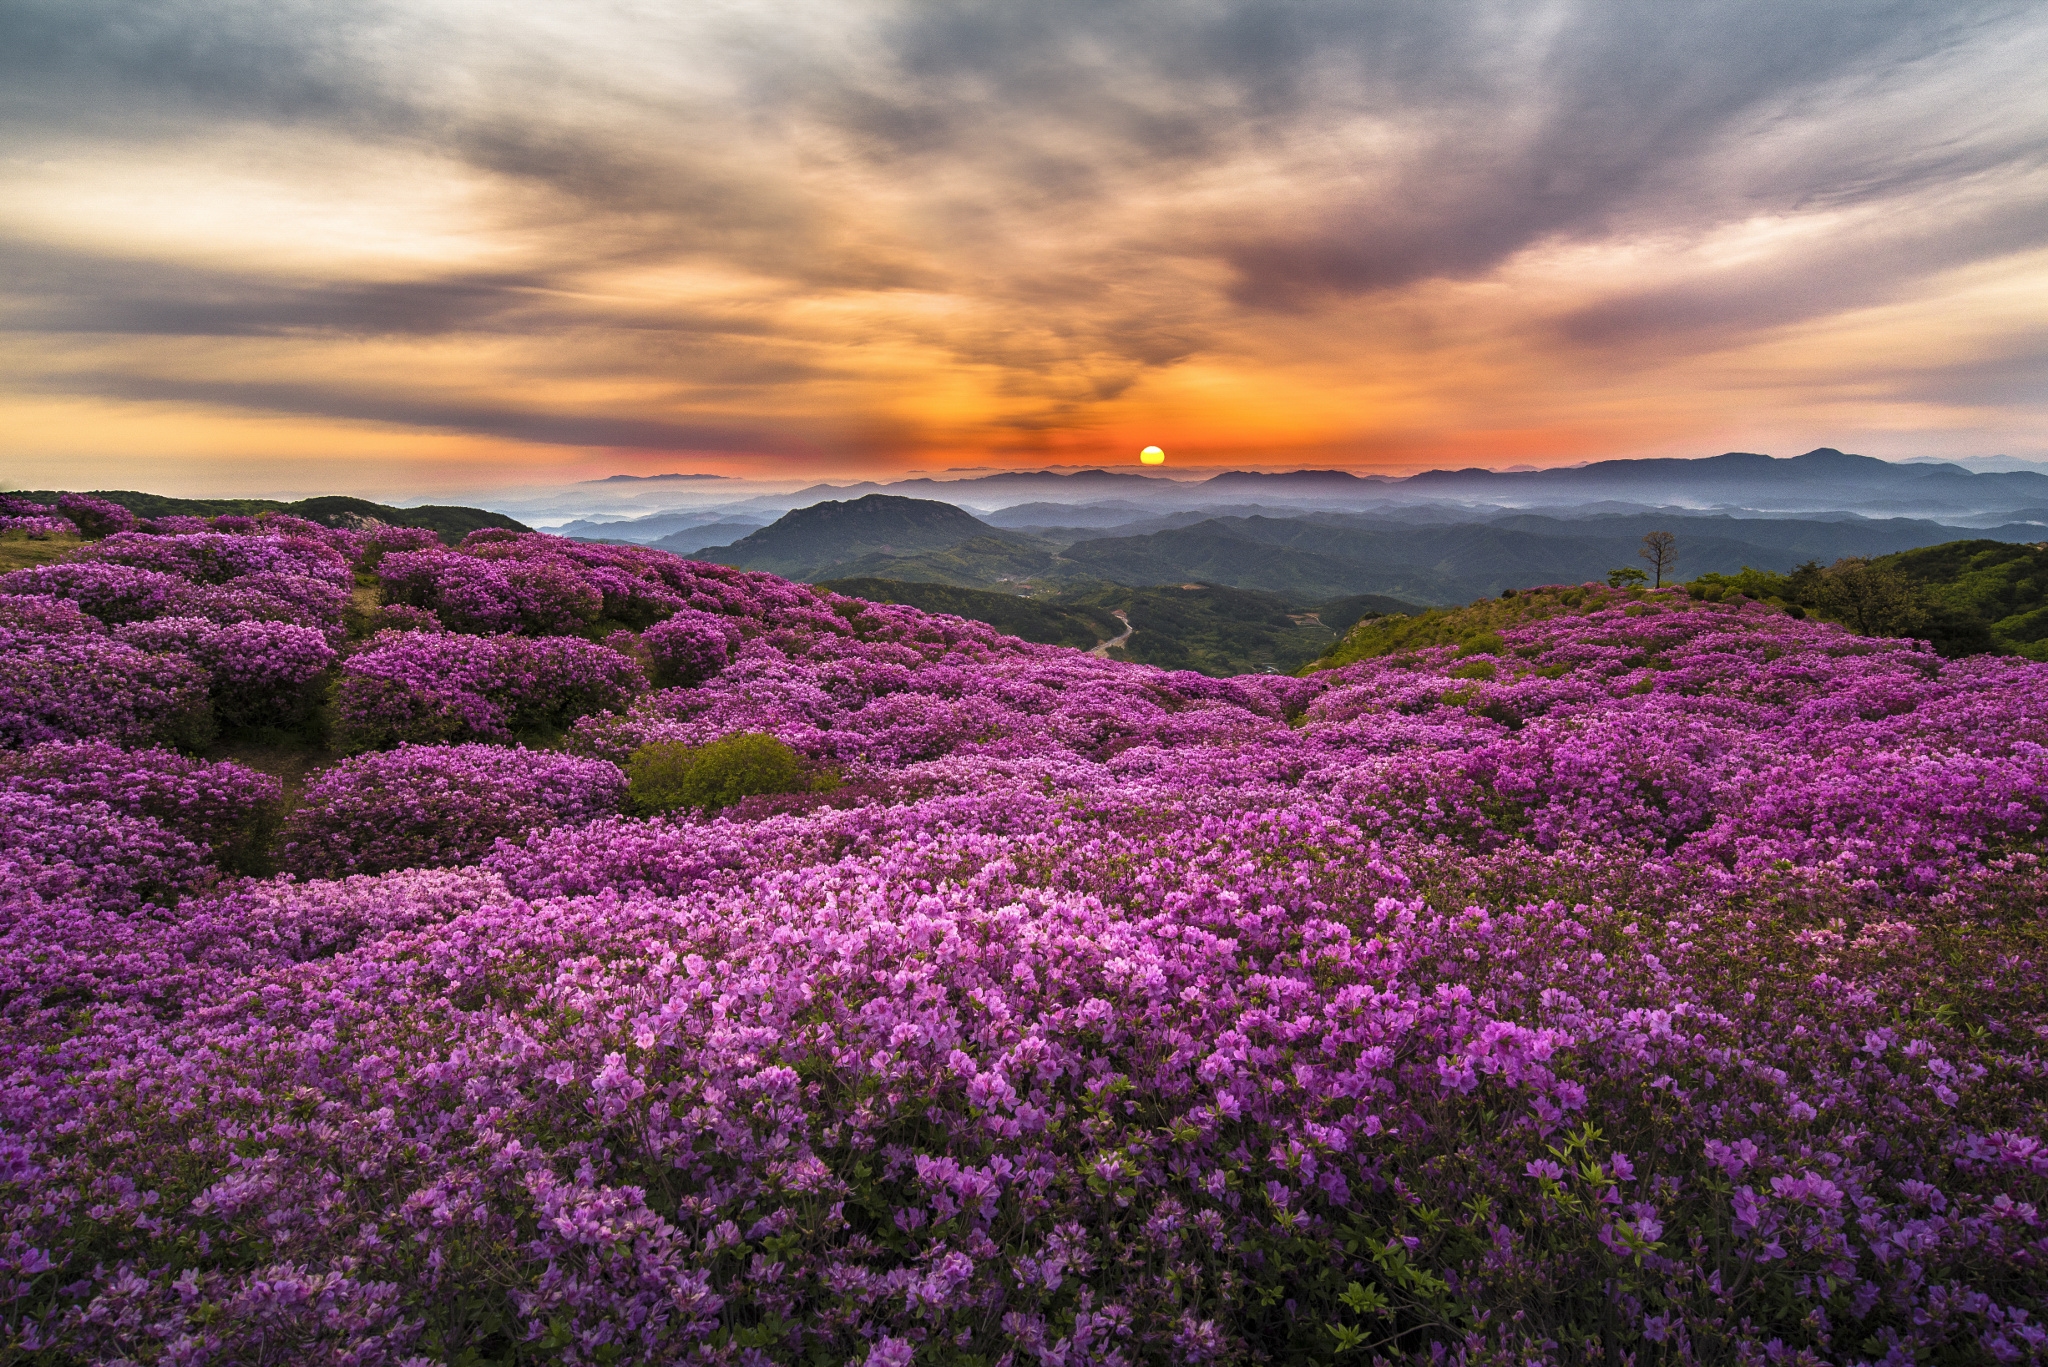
(1691, 538, 2047, 659)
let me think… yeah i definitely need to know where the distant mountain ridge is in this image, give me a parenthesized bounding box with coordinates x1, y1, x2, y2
(689, 491, 2045, 606)
(740, 448, 2048, 522)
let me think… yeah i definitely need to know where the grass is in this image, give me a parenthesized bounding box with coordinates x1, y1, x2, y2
(0, 533, 84, 572)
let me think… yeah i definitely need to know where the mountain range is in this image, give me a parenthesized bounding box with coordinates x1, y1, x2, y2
(697, 493, 2044, 606)
(701, 449, 2048, 523)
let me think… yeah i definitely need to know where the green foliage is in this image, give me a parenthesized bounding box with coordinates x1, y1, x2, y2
(1070, 582, 1338, 675)
(0, 532, 83, 572)
(624, 734, 807, 815)
(1606, 566, 1647, 588)
(1687, 538, 2048, 658)
(823, 577, 1423, 676)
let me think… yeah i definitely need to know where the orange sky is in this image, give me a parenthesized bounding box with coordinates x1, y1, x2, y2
(4, 1, 2045, 499)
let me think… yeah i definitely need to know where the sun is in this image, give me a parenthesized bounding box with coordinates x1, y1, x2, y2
(1139, 446, 1165, 465)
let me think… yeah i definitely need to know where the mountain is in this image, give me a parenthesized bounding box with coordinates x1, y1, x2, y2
(1691, 538, 2048, 660)
(819, 577, 1423, 675)
(820, 536, 1059, 588)
(1060, 520, 1461, 603)
(697, 495, 1045, 579)
(710, 449, 2048, 524)
(688, 489, 2044, 606)
(1057, 583, 1340, 675)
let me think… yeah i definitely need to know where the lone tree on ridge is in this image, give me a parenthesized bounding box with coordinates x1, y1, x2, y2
(1640, 531, 1677, 588)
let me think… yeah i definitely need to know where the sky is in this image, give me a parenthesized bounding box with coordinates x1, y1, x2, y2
(3, 0, 2046, 499)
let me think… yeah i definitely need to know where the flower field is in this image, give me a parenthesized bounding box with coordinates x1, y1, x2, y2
(1, 498, 2044, 1365)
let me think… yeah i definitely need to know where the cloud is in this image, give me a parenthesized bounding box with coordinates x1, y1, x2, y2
(1, 0, 2045, 478)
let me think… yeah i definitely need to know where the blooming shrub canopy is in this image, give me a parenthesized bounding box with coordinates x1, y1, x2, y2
(0, 519, 2044, 1365)
(281, 743, 624, 878)
(332, 631, 649, 751)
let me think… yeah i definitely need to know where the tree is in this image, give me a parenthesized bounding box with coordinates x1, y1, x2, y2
(1606, 566, 1647, 588)
(1639, 531, 1677, 588)
(1816, 558, 1924, 637)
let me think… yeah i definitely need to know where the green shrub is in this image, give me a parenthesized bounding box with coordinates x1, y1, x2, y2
(625, 733, 805, 815)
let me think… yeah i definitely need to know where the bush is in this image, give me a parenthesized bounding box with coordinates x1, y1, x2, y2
(332, 632, 647, 752)
(0, 742, 283, 874)
(55, 493, 138, 539)
(0, 628, 214, 750)
(0, 563, 192, 624)
(115, 618, 336, 735)
(280, 744, 626, 878)
(641, 608, 737, 687)
(623, 733, 806, 814)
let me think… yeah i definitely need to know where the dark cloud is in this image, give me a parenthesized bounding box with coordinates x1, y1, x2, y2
(32, 370, 820, 454)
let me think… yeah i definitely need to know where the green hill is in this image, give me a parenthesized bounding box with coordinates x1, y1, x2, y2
(825, 576, 1421, 676)
(1067, 583, 1340, 675)
(817, 578, 1120, 650)
(701, 495, 1046, 579)
(10, 490, 527, 546)
(1688, 538, 2048, 659)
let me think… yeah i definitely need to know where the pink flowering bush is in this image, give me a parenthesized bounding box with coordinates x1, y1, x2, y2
(53, 493, 137, 539)
(0, 790, 212, 912)
(332, 631, 648, 751)
(0, 626, 213, 749)
(115, 618, 336, 733)
(0, 742, 282, 872)
(642, 607, 740, 686)
(280, 743, 624, 877)
(75, 529, 353, 589)
(0, 516, 75, 539)
(1, 550, 2045, 1365)
(0, 562, 192, 624)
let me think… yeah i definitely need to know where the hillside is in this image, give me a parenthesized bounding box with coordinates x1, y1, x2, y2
(1689, 537, 2048, 659)
(825, 577, 1422, 674)
(1070, 582, 1339, 674)
(9, 489, 527, 545)
(698, 494, 1045, 578)
(817, 577, 1120, 650)
(4, 511, 2045, 1361)
(703, 492, 2038, 607)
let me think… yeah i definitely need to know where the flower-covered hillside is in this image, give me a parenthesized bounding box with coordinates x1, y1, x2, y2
(2, 506, 2045, 1365)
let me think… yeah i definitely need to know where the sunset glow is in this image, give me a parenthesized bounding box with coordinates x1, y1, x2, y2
(3, 1, 2045, 496)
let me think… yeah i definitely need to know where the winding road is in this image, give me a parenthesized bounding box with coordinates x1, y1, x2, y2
(1089, 610, 1132, 657)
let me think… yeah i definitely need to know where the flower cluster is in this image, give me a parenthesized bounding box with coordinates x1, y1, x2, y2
(75, 530, 353, 589)
(1, 558, 2044, 1365)
(53, 493, 137, 539)
(374, 533, 825, 635)
(332, 630, 648, 751)
(0, 741, 281, 872)
(280, 743, 625, 878)
(0, 622, 212, 750)
(115, 618, 337, 731)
